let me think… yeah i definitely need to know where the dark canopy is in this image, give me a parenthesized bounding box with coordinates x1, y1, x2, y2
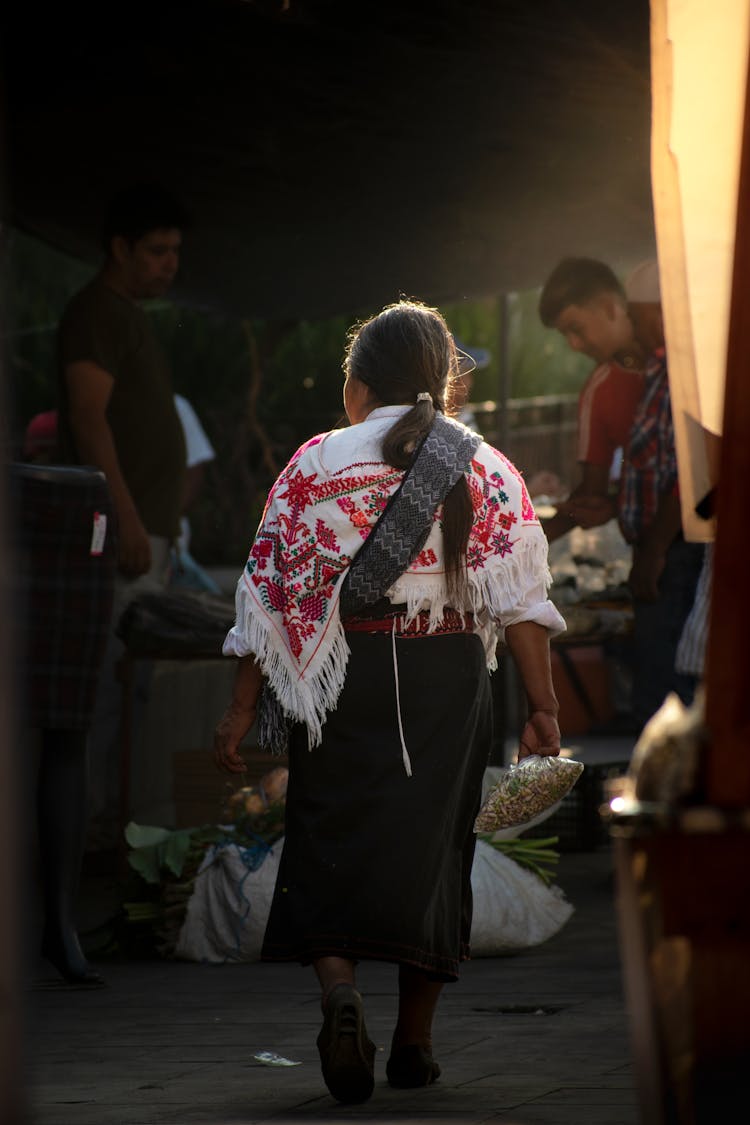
(2, 0, 654, 318)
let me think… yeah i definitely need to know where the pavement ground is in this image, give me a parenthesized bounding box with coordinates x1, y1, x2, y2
(24, 843, 639, 1125)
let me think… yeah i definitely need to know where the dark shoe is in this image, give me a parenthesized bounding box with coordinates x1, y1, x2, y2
(316, 984, 375, 1103)
(386, 1044, 441, 1088)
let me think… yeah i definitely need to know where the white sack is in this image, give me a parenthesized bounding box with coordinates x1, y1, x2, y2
(176, 836, 573, 963)
(175, 840, 283, 963)
(469, 839, 573, 955)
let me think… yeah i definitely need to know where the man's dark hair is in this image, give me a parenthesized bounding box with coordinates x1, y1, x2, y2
(538, 257, 625, 327)
(102, 182, 191, 253)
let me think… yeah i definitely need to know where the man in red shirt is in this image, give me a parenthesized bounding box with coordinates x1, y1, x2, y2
(537, 257, 645, 541)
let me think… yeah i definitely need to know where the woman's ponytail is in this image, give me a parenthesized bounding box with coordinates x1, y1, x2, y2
(344, 301, 475, 604)
(381, 396, 435, 469)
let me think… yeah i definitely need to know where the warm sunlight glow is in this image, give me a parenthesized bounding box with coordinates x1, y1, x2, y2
(666, 0, 749, 435)
(651, 0, 750, 536)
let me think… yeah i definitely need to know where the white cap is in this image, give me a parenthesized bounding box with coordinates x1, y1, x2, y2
(625, 259, 661, 303)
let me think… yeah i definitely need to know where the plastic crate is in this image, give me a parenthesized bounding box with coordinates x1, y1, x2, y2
(519, 761, 629, 851)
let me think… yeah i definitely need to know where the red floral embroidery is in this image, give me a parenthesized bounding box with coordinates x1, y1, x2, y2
(487, 446, 537, 523)
(462, 456, 521, 571)
(315, 518, 340, 552)
(413, 547, 438, 568)
(245, 461, 403, 659)
(280, 468, 319, 512)
(241, 439, 535, 668)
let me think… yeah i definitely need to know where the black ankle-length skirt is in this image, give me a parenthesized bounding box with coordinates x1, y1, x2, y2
(261, 629, 493, 980)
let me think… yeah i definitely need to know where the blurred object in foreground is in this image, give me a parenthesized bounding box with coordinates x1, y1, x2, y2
(617, 688, 707, 807)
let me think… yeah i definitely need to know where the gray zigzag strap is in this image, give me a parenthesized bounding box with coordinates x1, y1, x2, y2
(257, 413, 481, 754)
(339, 413, 482, 617)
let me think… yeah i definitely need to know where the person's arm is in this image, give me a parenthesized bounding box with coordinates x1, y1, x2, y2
(213, 656, 264, 774)
(504, 620, 560, 759)
(628, 491, 682, 601)
(541, 463, 613, 542)
(540, 501, 577, 544)
(564, 462, 616, 528)
(65, 359, 152, 577)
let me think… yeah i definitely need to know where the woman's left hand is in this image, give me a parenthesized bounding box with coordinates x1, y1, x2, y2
(213, 700, 257, 774)
(518, 709, 561, 760)
(213, 655, 264, 774)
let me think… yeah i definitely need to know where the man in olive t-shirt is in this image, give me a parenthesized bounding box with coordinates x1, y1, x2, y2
(59, 281, 185, 553)
(58, 184, 187, 590)
(57, 183, 189, 851)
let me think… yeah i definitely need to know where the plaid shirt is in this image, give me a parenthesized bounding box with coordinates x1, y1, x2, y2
(617, 350, 677, 545)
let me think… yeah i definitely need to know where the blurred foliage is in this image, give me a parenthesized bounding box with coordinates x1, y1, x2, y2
(4, 230, 590, 565)
(441, 291, 590, 401)
(4, 231, 94, 435)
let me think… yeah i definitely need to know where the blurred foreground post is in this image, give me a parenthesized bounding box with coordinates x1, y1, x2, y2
(0, 293, 27, 1124)
(612, 4, 750, 1122)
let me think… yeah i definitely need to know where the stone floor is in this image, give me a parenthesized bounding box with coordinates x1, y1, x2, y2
(24, 844, 640, 1125)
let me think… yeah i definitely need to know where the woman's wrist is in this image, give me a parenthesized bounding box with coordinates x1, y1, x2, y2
(526, 697, 559, 715)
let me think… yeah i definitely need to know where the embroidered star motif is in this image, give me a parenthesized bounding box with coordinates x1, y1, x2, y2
(279, 469, 319, 512)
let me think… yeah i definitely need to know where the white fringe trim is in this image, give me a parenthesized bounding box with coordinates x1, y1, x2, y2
(225, 592, 351, 749)
(223, 529, 557, 747)
(387, 531, 553, 630)
(467, 535, 553, 621)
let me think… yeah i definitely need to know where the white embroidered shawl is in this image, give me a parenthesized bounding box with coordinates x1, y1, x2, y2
(223, 407, 565, 745)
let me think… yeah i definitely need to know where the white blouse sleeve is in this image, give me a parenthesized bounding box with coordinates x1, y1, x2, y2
(471, 520, 566, 642)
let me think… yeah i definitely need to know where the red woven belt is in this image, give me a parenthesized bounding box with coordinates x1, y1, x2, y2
(342, 607, 474, 637)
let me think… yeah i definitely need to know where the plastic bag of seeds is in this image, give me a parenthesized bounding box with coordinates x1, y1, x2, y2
(473, 754, 584, 834)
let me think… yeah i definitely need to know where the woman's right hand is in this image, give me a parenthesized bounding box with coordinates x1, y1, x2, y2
(518, 709, 561, 760)
(504, 621, 561, 760)
(213, 700, 257, 774)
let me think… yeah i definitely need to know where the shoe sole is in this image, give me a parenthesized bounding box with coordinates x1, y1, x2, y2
(317, 985, 375, 1103)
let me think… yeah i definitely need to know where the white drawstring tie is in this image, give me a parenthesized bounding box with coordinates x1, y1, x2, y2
(391, 618, 413, 777)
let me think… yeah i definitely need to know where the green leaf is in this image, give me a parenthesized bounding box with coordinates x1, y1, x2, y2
(124, 822, 173, 849)
(161, 830, 194, 878)
(126, 823, 196, 884)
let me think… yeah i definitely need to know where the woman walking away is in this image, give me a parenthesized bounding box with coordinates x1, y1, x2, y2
(213, 300, 565, 1104)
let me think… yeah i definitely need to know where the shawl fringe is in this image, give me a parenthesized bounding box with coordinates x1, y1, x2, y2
(224, 419, 563, 752)
(234, 593, 350, 748)
(467, 534, 553, 621)
(387, 531, 553, 630)
(229, 529, 555, 748)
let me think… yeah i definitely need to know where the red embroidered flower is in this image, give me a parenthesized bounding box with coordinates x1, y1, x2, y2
(299, 593, 326, 623)
(250, 538, 274, 570)
(260, 579, 286, 613)
(467, 543, 486, 571)
(279, 469, 319, 512)
(413, 547, 438, 568)
(491, 530, 515, 557)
